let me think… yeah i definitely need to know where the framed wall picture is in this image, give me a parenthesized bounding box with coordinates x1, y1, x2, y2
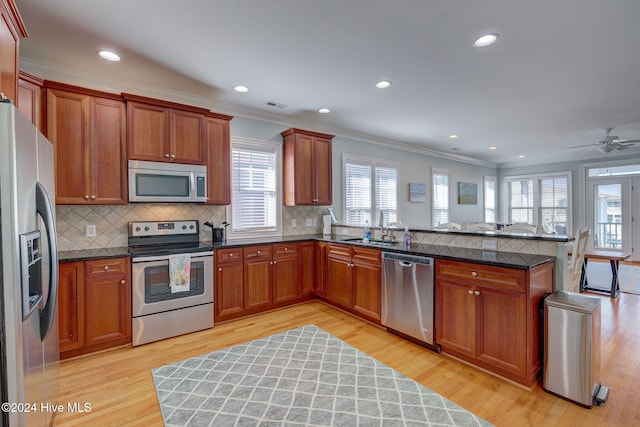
(457, 182, 478, 205)
(409, 183, 427, 202)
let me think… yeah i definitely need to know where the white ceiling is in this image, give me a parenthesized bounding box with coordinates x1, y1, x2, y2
(14, 0, 640, 167)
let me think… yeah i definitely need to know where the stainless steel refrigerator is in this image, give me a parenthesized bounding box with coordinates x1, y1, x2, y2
(0, 101, 59, 426)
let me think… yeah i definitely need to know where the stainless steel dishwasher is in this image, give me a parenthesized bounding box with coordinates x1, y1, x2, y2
(382, 252, 439, 352)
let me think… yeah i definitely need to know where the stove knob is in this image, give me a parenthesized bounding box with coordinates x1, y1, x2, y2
(144, 226, 150, 232)
(135, 226, 141, 232)
(189, 225, 195, 230)
(182, 225, 187, 230)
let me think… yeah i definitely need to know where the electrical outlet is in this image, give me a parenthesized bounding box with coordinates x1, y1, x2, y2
(85, 224, 96, 237)
(482, 240, 497, 250)
(305, 218, 313, 227)
(291, 219, 297, 227)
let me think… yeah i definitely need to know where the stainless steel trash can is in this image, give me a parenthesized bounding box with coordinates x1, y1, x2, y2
(543, 291, 609, 408)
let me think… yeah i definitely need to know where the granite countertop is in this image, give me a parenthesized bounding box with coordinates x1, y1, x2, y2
(59, 233, 554, 270)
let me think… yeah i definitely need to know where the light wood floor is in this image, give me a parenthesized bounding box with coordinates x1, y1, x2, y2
(53, 294, 640, 426)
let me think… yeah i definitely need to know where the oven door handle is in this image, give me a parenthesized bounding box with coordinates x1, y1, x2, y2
(131, 251, 214, 263)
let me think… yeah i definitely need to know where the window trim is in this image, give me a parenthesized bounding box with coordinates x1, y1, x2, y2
(503, 171, 572, 232)
(226, 136, 283, 239)
(342, 153, 399, 227)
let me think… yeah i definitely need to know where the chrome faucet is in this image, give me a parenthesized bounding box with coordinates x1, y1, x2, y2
(379, 211, 388, 240)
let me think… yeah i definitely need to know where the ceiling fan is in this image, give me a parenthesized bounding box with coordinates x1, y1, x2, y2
(570, 128, 640, 153)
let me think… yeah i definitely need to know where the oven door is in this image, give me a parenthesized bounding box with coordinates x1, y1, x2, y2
(131, 252, 213, 317)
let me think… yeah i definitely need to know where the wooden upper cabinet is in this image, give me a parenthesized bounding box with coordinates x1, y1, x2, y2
(17, 71, 44, 130)
(46, 82, 127, 204)
(281, 128, 333, 206)
(123, 93, 208, 165)
(205, 113, 233, 205)
(0, 0, 27, 103)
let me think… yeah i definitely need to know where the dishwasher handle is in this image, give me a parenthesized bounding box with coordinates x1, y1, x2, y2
(399, 260, 414, 268)
(382, 251, 433, 266)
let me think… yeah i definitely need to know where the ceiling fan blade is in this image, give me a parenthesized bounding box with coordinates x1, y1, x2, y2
(568, 143, 599, 149)
(619, 139, 640, 144)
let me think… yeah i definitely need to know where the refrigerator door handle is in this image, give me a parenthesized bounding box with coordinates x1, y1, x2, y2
(35, 181, 59, 340)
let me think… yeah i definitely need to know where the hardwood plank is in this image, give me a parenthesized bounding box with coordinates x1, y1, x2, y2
(53, 294, 640, 426)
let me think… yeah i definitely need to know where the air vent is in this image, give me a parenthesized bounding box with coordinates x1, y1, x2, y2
(265, 100, 287, 109)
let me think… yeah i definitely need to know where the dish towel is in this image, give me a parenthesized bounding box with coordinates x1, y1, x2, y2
(169, 254, 191, 293)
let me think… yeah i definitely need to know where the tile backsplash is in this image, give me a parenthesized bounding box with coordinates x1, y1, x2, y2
(56, 204, 327, 251)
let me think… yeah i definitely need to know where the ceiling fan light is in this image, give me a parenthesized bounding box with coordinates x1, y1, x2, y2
(598, 144, 617, 153)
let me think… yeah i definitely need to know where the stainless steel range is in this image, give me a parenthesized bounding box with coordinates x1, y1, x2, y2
(129, 220, 213, 346)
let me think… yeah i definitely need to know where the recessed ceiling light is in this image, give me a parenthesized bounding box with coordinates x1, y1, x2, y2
(489, 146, 497, 150)
(375, 80, 392, 89)
(473, 33, 500, 47)
(518, 155, 525, 158)
(98, 50, 120, 61)
(449, 134, 459, 139)
(233, 85, 249, 93)
(318, 108, 330, 114)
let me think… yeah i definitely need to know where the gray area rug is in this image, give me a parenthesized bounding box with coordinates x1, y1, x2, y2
(152, 325, 492, 426)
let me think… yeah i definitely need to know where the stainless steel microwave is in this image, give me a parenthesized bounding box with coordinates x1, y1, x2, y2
(128, 160, 207, 203)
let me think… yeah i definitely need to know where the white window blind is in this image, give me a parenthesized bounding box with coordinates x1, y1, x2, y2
(230, 143, 278, 234)
(539, 176, 568, 233)
(484, 176, 496, 223)
(432, 170, 449, 226)
(343, 155, 398, 226)
(509, 179, 533, 223)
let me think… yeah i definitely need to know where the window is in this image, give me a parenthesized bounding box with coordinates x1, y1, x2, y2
(484, 175, 496, 223)
(228, 138, 281, 238)
(505, 172, 571, 234)
(432, 169, 449, 227)
(343, 154, 398, 226)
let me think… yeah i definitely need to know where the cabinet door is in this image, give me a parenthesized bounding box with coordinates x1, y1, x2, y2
(205, 116, 231, 204)
(84, 274, 131, 346)
(352, 258, 381, 322)
(215, 259, 244, 320)
(18, 73, 43, 129)
(436, 277, 476, 357)
(476, 286, 527, 376)
(298, 242, 315, 297)
(314, 242, 327, 296)
(170, 109, 205, 164)
(244, 246, 273, 311)
(273, 244, 298, 304)
(47, 89, 91, 204)
(58, 262, 84, 353)
(0, 1, 25, 103)
(313, 137, 332, 205)
(292, 133, 315, 204)
(326, 251, 353, 308)
(90, 97, 127, 204)
(127, 101, 170, 162)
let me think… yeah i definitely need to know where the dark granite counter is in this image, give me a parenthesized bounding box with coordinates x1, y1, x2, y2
(58, 233, 554, 270)
(59, 247, 130, 262)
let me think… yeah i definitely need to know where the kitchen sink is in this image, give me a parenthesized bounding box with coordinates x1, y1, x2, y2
(342, 238, 398, 248)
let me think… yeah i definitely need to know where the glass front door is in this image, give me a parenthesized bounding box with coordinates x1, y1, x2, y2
(586, 178, 630, 253)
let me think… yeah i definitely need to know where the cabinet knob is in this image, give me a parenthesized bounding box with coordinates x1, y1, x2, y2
(90, 195, 96, 200)
(468, 290, 474, 295)
(257, 250, 261, 254)
(474, 290, 480, 296)
(84, 195, 90, 200)
(218, 267, 222, 271)
(284, 247, 288, 251)
(104, 265, 109, 271)
(170, 154, 176, 159)
(165, 153, 170, 158)
(269, 261, 273, 265)
(471, 271, 478, 277)
(120, 280, 126, 285)
(273, 260, 277, 264)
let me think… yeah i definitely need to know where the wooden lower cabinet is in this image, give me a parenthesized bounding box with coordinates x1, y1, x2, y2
(298, 242, 315, 297)
(215, 243, 311, 322)
(325, 244, 381, 323)
(435, 259, 553, 386)
(58, 257, 131, 359)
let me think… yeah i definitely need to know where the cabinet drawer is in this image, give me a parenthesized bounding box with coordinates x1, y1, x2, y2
(85, 257, 128, 278)
(216, 248, 244, 263)
(436, 259, 526, 292)
(244, 245, 272, 260)
(352, 247, 381, 264)
(274, 243, 297, 256)
(328, 243, 351, 259)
